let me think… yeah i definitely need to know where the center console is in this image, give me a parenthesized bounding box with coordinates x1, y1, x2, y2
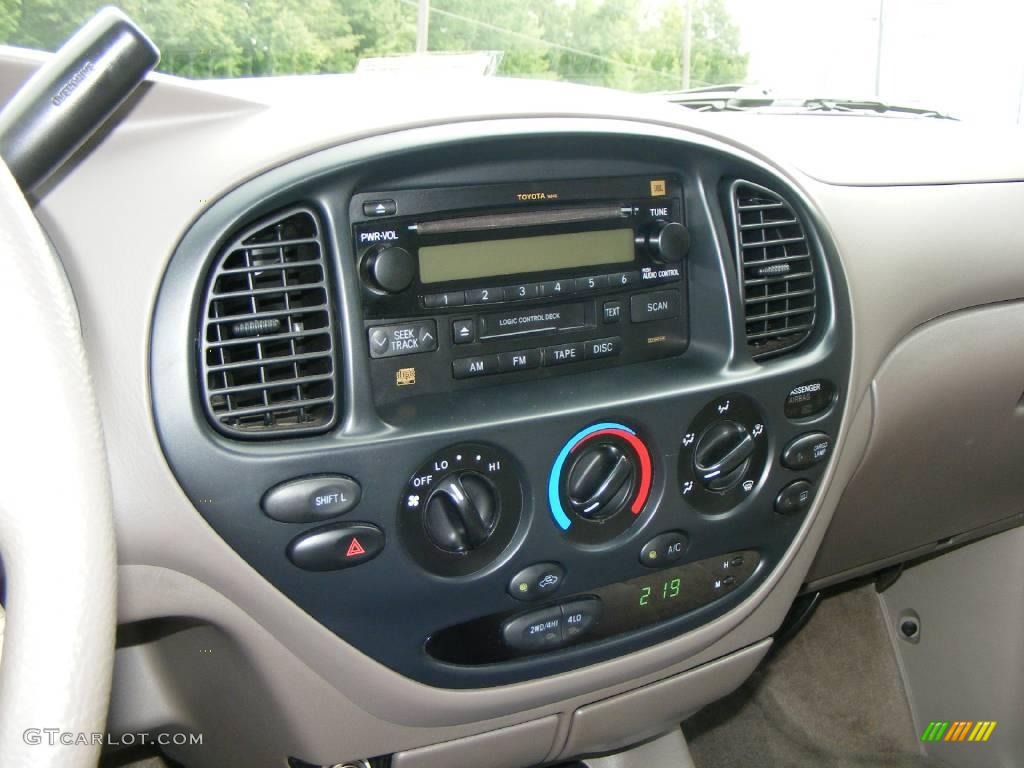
(151, 130, 851, 689)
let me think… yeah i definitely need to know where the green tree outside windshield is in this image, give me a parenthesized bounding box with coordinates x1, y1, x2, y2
(0, 0, 746, 90)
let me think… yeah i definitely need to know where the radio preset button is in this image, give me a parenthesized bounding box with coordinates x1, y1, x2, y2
(543, 342, 584, 366)
(575, 275, 607, 293)
(584, 337, 622, 360)
(466, 287, 503, 305)
(498, 349, 541, 372)
(452, 319, 475, 344)
(368, 321, 438, 358)
(453, 354, 499, 379)
(602, 301, 622, 323)
(630, 290, 680, 322)
(423, 291, 465, 308)
(538, 279, 574, 298)
(609, 271, 641, 288)
(504, 283, 540, 301)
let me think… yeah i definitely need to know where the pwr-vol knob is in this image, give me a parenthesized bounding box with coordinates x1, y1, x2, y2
(399, 444, 522, 577)
(549, 422, 653, 545)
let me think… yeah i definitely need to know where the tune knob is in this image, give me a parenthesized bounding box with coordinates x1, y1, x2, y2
(365, 246, 415, 293)
(566, 442, 637, 521)
(693, 421, 755, 492)
(423, 472, 498, 553)
(646, 221, 690, 264)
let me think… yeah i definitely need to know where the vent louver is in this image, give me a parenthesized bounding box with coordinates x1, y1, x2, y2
(730, 181, 816, 359)
(199, 207, 338, 438)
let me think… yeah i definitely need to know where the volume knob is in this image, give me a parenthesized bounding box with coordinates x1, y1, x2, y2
(366, 246, 415, 293)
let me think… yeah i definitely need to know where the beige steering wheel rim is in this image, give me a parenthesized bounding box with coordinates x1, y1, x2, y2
(0, 158, 116, 766)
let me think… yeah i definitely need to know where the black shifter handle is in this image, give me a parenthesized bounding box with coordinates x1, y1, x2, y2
(0, 7, 159, 192)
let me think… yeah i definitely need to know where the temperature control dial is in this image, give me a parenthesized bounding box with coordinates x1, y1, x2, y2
(550, 423, 653, 545)
(400, 444, 522, 577)
(679, 394, 768, 514)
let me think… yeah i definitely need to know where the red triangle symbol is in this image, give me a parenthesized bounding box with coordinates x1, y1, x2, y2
(345, 537, 366, 557)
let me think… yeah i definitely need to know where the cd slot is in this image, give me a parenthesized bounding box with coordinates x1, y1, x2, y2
(412, 204, 629, 236)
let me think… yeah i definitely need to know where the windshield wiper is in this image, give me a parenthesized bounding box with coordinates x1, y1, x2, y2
(801, 97, 955, 119)
(663, 86, 956, 120)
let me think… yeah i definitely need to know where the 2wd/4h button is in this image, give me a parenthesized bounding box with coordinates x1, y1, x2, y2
(630, 290, 680, 322)
(502, 606, 565, 652)
(286, 522, 384, 571)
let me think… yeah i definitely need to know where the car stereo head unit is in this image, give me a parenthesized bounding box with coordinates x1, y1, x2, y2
(350, 175, 690, 405)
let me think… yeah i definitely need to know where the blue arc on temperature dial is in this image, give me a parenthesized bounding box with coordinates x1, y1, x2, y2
(549, 422, 650, 530)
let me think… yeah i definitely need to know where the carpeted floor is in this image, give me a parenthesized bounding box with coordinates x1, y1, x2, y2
(682, 585, 948, 768)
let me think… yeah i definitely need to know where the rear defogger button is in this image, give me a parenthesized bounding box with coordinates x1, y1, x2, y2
(479, 303, 587, 341)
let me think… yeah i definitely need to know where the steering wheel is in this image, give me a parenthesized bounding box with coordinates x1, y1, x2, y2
(0, 158, 116, 765)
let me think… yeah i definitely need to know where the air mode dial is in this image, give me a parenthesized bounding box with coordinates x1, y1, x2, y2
(679, 394, 768, 514)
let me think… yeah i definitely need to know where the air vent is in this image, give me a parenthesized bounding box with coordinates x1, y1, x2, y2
(199, 207, 338, 438)
(730, 181, 816, 359)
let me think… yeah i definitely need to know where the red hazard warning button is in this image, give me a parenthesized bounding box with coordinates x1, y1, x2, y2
(287, 522, 384, 571)
(345, 537, 366, 557)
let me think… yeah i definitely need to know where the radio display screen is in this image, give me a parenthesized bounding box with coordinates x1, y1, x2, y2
(418, 228, 634, 284)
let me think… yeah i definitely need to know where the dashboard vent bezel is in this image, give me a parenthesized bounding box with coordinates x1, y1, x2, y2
(730, 180, 817, 360)
(198, 206, 339, 439)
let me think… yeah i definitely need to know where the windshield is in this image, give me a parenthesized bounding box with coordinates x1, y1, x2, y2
(1, 0, 1019, 126)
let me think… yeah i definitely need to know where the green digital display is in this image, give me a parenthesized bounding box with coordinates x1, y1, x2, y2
(418, 228, 635, 284)
(638, 576, 682, 607)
